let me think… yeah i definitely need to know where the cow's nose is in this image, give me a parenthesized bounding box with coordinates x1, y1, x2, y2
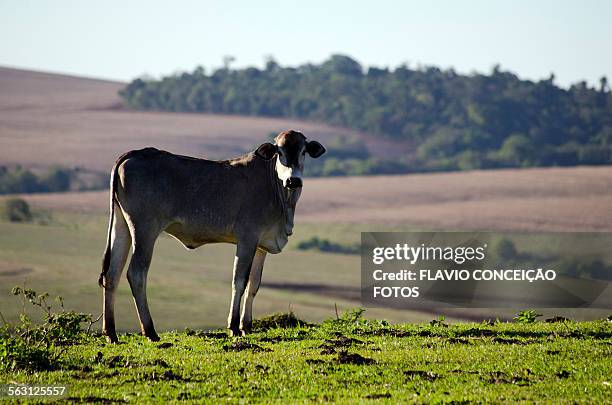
(286, 177, 302, 189)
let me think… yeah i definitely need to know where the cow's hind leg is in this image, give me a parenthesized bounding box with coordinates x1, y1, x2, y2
(228, 242, 257, 336)
(102, 203, 132, 343)
(240, 249, 266, 334)
(126, 227, 160, 341)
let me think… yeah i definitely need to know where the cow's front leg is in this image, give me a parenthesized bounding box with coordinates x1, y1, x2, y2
(228, 242, 256, 336)
(240, 249, 267, 334)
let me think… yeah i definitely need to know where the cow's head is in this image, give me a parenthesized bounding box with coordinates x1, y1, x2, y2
(255, 130, 326, 189)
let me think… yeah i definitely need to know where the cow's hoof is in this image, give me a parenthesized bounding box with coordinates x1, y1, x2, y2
(104, 333, 119, 344)
(240, 321, 252, 335)
(229, 328, 241, 337)
(145, 332, 160, 342)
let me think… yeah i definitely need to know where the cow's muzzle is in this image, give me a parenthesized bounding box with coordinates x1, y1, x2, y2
(285, 177, 303, 189)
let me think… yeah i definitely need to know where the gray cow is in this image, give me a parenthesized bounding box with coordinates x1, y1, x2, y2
(98, 130, 325, 342)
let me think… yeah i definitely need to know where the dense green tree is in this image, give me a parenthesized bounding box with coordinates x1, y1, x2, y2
(119, 55, 612, 174)
(40, 167, 71, 191)
(0, 166, 98, 195)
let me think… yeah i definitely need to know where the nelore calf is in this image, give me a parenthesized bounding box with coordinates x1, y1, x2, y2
(98, 130, 325, 342)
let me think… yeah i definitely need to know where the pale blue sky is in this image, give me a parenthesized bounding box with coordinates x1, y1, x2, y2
(1, 0, 610, 87)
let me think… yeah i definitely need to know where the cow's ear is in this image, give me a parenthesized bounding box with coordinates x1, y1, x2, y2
(255, 143, 278, 160)
(306, 141, 326, 158)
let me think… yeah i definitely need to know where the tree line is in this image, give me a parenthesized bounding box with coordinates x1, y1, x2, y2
(120, 55, 612, 174)
(0, 166, 106, 194)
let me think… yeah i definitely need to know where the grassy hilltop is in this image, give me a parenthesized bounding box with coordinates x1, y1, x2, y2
(1, 309, 611, 403)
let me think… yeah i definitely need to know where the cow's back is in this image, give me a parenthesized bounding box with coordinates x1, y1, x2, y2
(115, 148, 251, 243)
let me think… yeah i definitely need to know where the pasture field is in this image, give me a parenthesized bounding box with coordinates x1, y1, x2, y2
(12, 164, 612, 232)
(1, 312, 610, 403)
(0, 210, 609, 332)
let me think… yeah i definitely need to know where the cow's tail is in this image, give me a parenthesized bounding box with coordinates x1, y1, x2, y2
(99, 152, 130, 288)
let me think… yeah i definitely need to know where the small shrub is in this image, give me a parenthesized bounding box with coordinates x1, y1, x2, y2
(253, 312, 312, 331)
(323, 308, 367, 329)
(338, 308, 366, 324)
(513, 310, 542, 324)
(1, 198, 32, 222)
(493, 238, 518, 260)
(296, 237, 360, 255)
(430, 315, 449, 327)
(0, 335, 52, 372)
(0, 286, 94, 372)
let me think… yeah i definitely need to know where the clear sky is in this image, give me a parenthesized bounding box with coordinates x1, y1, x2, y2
(1, 0, 610, 87)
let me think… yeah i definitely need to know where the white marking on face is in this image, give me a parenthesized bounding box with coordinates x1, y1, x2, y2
(275, 155, 293, 186)
(275, 146, 306, 187)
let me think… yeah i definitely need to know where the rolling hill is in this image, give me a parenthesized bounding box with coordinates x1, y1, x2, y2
(0, 67, 397, 173)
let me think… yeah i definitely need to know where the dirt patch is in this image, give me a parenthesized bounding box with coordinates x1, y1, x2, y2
(450, 369, 479, 375)
(336, 350, 375, 365)
(254, 364, 269, 373)
(486, 370, 534, 386)
(66, 396, 125, 404)
(223, 341, 270, 352)
(119, 358, 170, 369)
(556, 370, 571, 379)
(157, 342, 173, 349)
(322, 336, 365, 347)
(319, 347, 335, 355)
(191, 330, 229, 339)
(319, 335, 366, 354)
(305, 358, 326, 365)
(447, 337, 471, 345)
(152, 370, 183, 381)
(456, 328, 495, 337)
(127, 369, 189, 383)
(259, 330, 309, 343)
(365, 393, 392, 399)
(492, 337, 530, 345)
(404, 370, 438, 381)
(359, 328, 412, 338)
(92, 352, 127, 368)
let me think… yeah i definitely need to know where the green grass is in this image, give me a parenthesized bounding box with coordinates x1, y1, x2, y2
(2, 316, 611, 403)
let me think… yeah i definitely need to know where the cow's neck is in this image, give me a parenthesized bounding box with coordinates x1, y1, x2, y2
(266, 157, 298, 236)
